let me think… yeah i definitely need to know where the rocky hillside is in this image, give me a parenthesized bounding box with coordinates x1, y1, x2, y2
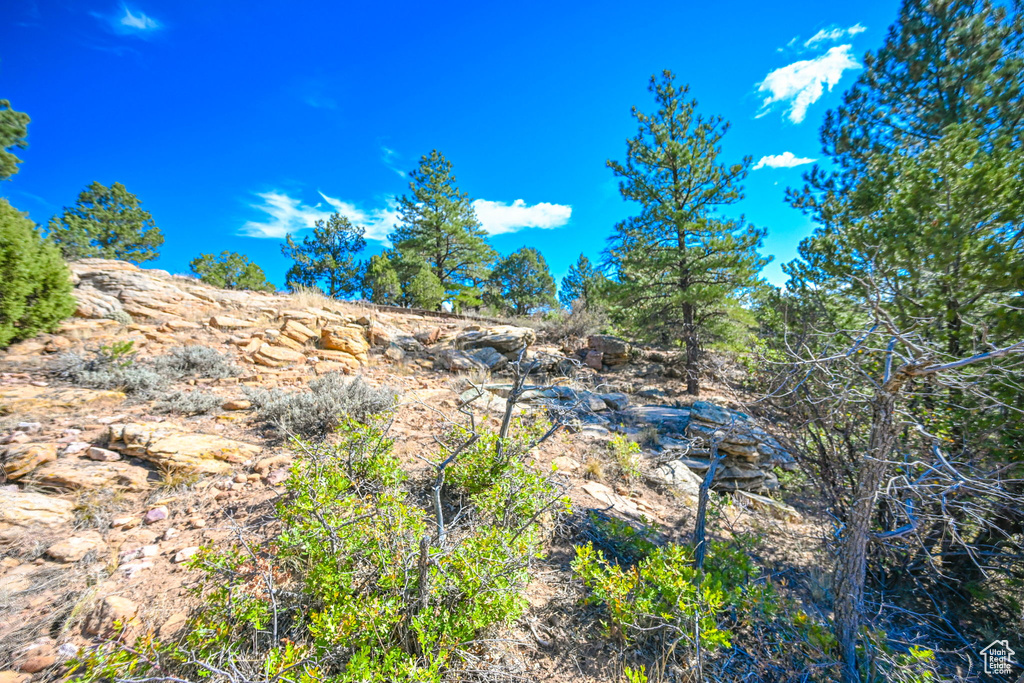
(0, 260, 811, 682)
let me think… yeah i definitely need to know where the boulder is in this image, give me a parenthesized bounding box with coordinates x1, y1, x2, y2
(253, 343, 306, 367)
(83, 595, 140, 638)
(29, 460, 152, 491)
(107, 423, 260, 474)
(87, 446, 121, 462)
(587, 335, 631, 366)
(647, 460, 702, 497)
(580, 481, 657, 521)
(1, 443, 58, 480)
(471, 347, 508, 371)
(320, 325, 370, 358)
(45, 532, 108, 562)
(584, 350, 603, 370)
(437, 349, 486, 373)
(599, 393, 630, 411)
(455, 325, 536, 354)
(280, 319, 318, 344)
(0, 490, 74, 531)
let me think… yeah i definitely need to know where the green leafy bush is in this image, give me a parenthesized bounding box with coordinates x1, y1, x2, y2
(69, 416, 567, 682)
(245, 373, 398, 440)
(0, 198, 75, 348)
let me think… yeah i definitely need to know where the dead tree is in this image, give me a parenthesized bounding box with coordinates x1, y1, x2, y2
(771, 319, 1024, 683)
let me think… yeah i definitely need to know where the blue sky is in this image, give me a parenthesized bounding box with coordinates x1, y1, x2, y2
(1, 0, 900, 290)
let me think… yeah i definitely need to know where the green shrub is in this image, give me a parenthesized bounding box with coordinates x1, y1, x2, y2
(103, 309, 133, 326)
(608, 433, 642, 483)
(0, 198, 75, 348)
(245, 373, 398, 440)
(69, 416, 567, 682)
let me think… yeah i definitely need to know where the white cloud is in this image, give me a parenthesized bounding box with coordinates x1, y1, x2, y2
(118, 5, 160, 31)
(471, 199, 572, 235)
(241, 192, 571, 242)
(319, 192, 399, 242)
(804, 23, 866, 48)
(239, 192, 331, 239)
(753, 151, 817, 170)
(380, 147, 406, 178)
(756, 45, 860, 123)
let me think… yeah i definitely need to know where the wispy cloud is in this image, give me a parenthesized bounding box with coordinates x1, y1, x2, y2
(319, 192, 400, 242)
(92, 4, 161, 36)
(804, 23, 866, 48)
(380, 147, 406, 178)
(239, 192, 331, 239)
(120, 6, 158, 30)
(753, 152, 817, 170)
(472, 199, 572, 236)
(304, 95, 337, 110)
(756, 45, 860, 123)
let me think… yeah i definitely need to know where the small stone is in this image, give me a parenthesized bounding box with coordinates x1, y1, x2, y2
(230, 482, 246, 491)
(29, 380, 49, 387)
(233, 473, 247, 484)
(15, 422, 42, 434)
(190, 518, 206, 528)
(1, 432, 30, 445)
(111, 515, 139, 529)
(162, 527, 179, 541)
(221, 399, 252, 411)
(16, 656, 55, 674)
(144, 506, 169, 524)
(139, 544, 159, 558)
(264, 468, 289, 485)
(87, 446, 121, 462)
(119, 561, 153, 579)
(173, 546, 199, 564)
(214, 491, 231, 501)
(63, 442, 91, 455)
(246, 473, 261, 482)
(0, 671, 32, 683)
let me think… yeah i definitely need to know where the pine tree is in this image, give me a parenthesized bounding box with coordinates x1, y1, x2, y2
(189, 251, 275, 292)
(604, 71, 768, 394)
(0, 99, 30, 181)
(485, 247, 557, 316)
(281, 212, 365, 297)
(361, 253, 402, 304)
(0, 199, 75, 347)
(559, 254, 604, 309)
(404, 260, 446, 310)
(47, 181, 164, 263)
(390, 150, 495, 308)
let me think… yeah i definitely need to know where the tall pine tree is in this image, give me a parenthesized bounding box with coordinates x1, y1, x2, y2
(559, 254, 604, 309)
(281, 213, 365, 297)
(604, 71, 768, 394)
(485, 247, 557, 316)
(390, 150, 495, 309)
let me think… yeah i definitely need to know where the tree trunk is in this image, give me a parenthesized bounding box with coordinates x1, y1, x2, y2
(833, 375, 906, 683)
(682, 302, 699, 395)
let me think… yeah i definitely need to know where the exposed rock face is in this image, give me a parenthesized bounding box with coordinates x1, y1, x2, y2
(620, 400, 796, 492)
(83, 595, 140, 638)
(0, 489, 74, 533)
(28, 459, 153, 491)
(437, 349, 487, 373)
(587, 335, 631, 366)
(253, 343, 305, 367)
(647, 460, 703, 497)
(1, 443, 58, 480)
(455, 325, 536, 355)
(0, 387, 125, 413)
(45, 532, 108, 562)
(107, 423, 260, 474)
(320, 325, 370, 359)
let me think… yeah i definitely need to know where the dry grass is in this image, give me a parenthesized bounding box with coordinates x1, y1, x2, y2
(582, 457, 605, 481)
(74, 488, 133, 530)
